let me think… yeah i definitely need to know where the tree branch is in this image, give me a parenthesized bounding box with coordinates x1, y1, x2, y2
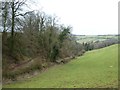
(14, 0, 26, 13)
(15, 10, 34, 17)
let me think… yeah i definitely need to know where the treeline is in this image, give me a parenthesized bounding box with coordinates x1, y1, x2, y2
(2, 6, 84, 62)
(2, 0, 85, 80)
(82, 38, 118, 51)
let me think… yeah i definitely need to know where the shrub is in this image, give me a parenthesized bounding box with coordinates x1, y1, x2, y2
(3, 60, 42, 80)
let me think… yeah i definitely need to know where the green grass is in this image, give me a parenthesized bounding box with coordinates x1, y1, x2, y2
(3, 44, 118, 88)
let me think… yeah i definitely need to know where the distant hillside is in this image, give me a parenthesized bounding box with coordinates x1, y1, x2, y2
(73, 34, 118, 43)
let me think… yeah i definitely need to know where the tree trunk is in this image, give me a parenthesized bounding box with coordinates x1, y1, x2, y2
(10, 1, 15, 54)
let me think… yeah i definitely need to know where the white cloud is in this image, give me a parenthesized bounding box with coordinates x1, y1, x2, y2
(28, 0, 119, 35)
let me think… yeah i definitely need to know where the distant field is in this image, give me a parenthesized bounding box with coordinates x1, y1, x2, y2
(3, 44, 118, 88)
(75, 35, 118, 43)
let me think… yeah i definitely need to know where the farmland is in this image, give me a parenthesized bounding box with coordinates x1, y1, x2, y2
(74, 35, 118, 43)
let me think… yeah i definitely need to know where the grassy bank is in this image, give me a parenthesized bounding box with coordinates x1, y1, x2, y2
(3, 44, 118, 88)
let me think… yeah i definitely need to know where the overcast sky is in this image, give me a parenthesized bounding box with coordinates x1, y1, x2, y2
(27, 0, 119, 35)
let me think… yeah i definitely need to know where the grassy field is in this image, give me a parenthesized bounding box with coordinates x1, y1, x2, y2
(75, 35, 118, 43)
(3, 44, 118, 88)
